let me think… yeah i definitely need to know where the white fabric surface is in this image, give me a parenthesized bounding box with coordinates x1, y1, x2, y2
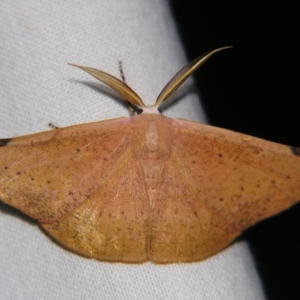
(0, 1, 265, 299)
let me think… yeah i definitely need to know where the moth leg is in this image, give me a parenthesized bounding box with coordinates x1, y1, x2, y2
(119, 61, 135, 116)
(48, 122, 59, 130)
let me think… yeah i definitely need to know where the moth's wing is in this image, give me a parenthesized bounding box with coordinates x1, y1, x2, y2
(148, 119, 300, 263)
(0, 119, 149, 262)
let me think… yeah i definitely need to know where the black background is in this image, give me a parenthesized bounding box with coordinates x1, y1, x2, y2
(169, 1, 300, 299)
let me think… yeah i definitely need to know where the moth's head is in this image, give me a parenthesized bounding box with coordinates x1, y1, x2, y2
(136, 106, 162, 115)
(69, 46, 232, 116)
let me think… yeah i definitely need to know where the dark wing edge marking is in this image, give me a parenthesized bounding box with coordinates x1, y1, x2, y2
(291, 146, 300, 156)
(0, 139, 12, 147)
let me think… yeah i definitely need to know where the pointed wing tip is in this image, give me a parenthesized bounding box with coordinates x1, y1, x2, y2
(291, 146, 300, 156)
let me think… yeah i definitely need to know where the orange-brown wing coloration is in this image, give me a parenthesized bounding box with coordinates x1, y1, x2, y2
(147, 117, 300, 262)
(0, 118, 150, 262)
(1, 47, 300, 263)
(1, 113, 299, 263)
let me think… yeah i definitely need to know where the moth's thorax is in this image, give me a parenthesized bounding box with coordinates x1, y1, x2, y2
(131, 114, 172, 152)
(145, 122, 159, 152)
(131, 114, 173, 207)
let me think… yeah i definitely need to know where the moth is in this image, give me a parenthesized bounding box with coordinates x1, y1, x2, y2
(1, 47, 300, 263)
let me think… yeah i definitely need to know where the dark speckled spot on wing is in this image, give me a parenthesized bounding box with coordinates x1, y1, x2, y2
(291, 146, 300, 156)
(0, 139, 11, 147)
